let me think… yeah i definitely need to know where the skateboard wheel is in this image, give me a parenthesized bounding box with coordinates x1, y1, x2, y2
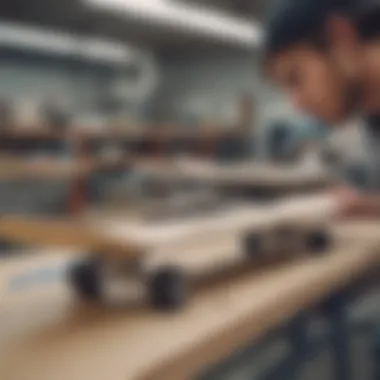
(69, 260, 101, 300)
(243, 232, 264, 259)
(149, 268, 189, 311)
(305, 229, 331, 254)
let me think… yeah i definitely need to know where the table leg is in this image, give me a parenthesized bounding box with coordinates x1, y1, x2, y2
(261, 314, 311, 380)
(287, 313, 310, 379)
(371, 327, 380, 380)
(322, 291, 353, 380)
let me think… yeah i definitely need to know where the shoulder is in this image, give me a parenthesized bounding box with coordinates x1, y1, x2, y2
(322, 119, 368, 164)
(320, 119, 375, 190)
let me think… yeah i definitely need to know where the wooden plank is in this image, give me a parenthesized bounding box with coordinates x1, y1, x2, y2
(0, 221, 379, 380)
(0, 217, 144, 260)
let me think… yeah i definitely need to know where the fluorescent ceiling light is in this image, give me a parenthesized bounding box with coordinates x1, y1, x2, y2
(0, 22, 135, 65)
(85, 0, 262, 47)
(0, 23, 74, 56)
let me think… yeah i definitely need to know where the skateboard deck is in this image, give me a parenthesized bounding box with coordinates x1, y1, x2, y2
(81, 195, 338, 264)
(0, 217, 144, 260)
(0, 195, 338, 253)
(0, 194, 341, 310)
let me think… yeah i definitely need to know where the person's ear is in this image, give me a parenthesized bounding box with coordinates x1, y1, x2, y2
(325, 16, 360, 72)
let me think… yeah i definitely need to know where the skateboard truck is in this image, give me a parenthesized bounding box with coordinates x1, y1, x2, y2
(0, 209, 334, 312)
(243, 223, 332, 263)
(69, 256, 191, 311)
(305, 228, 332, 253)
(148, 267, 190, 310)
(69, 259, 102, 301)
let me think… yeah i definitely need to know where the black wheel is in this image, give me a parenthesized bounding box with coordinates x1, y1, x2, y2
(69, 259, 102, 301)
(243, 232, 264, 260)
(305, 229, 332, 254)
(149, 268, 189, 311)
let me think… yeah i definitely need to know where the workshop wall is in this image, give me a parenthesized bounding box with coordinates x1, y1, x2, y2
(151, 52, 257, 124)
(0, 54, 102, 112)
(148, 51, 291, 158)
(0, 51, 155, 120)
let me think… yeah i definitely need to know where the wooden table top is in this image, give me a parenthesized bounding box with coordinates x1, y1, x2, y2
(0, 221, 379, 380)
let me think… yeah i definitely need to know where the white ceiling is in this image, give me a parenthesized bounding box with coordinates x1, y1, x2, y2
(0, 0, 266, 52)
(85, 0, 262, 48)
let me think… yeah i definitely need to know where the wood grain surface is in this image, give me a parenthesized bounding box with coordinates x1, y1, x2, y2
(0, 217, 144, 260)
(0, 221, 379, 380)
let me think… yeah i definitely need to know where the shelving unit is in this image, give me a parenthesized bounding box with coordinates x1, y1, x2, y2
(0, 123, 248, 156)
(0, 120, 251, 215)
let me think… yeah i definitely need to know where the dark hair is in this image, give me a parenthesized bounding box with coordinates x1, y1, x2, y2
(356, 7, 380, 40)
(263, 0, 380, 60)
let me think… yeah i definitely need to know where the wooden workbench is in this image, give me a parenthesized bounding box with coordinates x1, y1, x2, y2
(0, 221, 379, 380)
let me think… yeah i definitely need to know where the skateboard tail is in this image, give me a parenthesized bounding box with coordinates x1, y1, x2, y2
(0, 217, 144, 260)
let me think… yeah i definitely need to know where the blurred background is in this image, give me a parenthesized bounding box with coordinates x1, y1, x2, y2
(0, 0, 330, 218)
(0, 2, 377, 380)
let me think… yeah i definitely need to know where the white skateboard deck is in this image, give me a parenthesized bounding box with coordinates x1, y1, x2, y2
(0, 195, 340, 274)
